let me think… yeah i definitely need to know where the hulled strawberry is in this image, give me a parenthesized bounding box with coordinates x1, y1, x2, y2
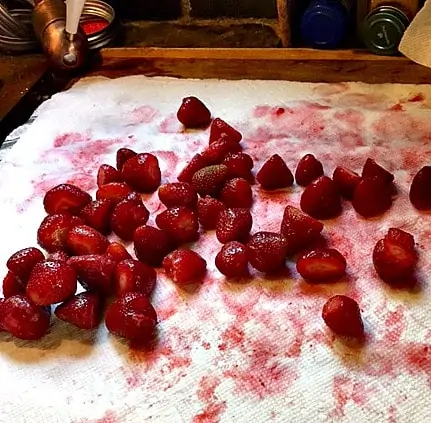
(220, 178, 253, 208)
(155, 207, 199, 245)
(177, 96, 212, 128)
(43, 183, 92, 216)
(79, 199, 113, 235)
(197, 196, 226, 230)
(295, 154, 324, 187)
(121, 153, 161, 193)
(134, 225, 174, 267)
(158, 182, 198, 209)
(216, 208, 253, 244)
(333, 166, 361, 200)
(66, 225, 109, 256)
(215, 241, 249, 278)
(114, 259, 157, 297)
(256, 154, 293, 190)
(6, 247, 45, 282)
(209, 118, 242, 144)
(162, 249, 207, 286)
(97, 164, 121, 187)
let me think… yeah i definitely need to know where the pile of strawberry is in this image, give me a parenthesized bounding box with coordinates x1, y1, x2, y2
(0, 96, 429, 344)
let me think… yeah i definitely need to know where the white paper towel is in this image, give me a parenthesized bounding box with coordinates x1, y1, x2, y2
(1, 76, 431, 423)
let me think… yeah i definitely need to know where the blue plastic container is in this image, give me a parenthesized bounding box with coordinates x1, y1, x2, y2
(300, 0, 350, 49)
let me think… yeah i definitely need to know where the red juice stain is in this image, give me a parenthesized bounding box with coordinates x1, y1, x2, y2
(408, 93, 425, 103)
(388, 103, 404, 112)
(131, 106, 158, 124)
(53, 132, 90, 147)
(202, 341, 211, 350)
(218, 326, 245, 351)
(388, 405, 397, 423)
(159, 114, 183, 134)
(75, 410, 120, 423)
(193, 376, 226, 423)
(383, 306, 406, 343)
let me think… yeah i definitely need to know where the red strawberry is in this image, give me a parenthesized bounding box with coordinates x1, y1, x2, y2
(158, 182, 198, 209)
(177, 96, 211, 128)
(280, 205, 324, 254)
(300, 176, 342, 220)
(333, 166, 361, 200)
(352, 177, 392, 218)
(410, 166, 431, 211)
(296, 248, 346, 282)
(201, 137, 242, 165)
(134, 225, 174, 267)
(121, 153, 161, 193)
(66, 225, 109, 256)
(256, 154, 294, 190)
(6, 247, 45, 282)
(222, 152, 254, 182)
(96, 182, 134, 204)
(362, 158, 394, 184)
(220, 178, 253, 208)
(55, 291, 103, 330)
(155, 207, 199, 245)
(162, 249, 207, 285)
(47, 250, 69, 262)
(105, 242, 132, 264)
(215, 241, 249, 278)
(111, 198, 150, 242)
(373, 236, 417, 284)
(209, 118, 242, 144)
(3, 272, 25, 298)
(37, 213, 84, 253)
(295, 154, 324, 187)
(216, 208, 253, 244)
(191, 164, 231, 197)
(68, 254, 116, 295)
(247, 232, 288, 273)
(386, 228, 415, 250)
(97, 164, 121, 187)
(105, 292, 157, 341)
(43, 183, 92, 215)
(26, 261, 77, 306)
(3, 295, 51, 340)
(116, 148, 137, 171)
(177, 154, 208, 184)
(79, 199, 113, 235)
(0, 298, 6, 331)
(197, 196, 226, 230)
(322, 295, 364, 338)
(114, 259, 157, 297)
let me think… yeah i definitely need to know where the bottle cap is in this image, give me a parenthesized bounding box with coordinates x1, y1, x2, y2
(300, 1, 348, 49)
(361, 6, 410, 56)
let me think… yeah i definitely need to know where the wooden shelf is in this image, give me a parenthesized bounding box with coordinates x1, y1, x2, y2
(91, 47, 431, 84)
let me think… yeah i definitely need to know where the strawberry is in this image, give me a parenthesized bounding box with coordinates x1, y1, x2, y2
(96, 182, 134, 204)
(362, 158, 394, 184)
(197, 196, 226, 230)
(201, 137, 242, 165)
(6, 247, 45, 282)
(333, 166, 361, 200)
(177, 96, 212, 128)
(97, 164, 121, 187)
(134, 225, 174, 267)
(105, 242, 132, 264)
(114, 259, 157, 297)
(209, 118, 242, 144)
(162, 249, 207, 285)
(3, 272, 25, 298)
(247, 231, 288, 273)
(0, 298, 6, 331)
(111, 198, 150, 241)
(322, 295, 364, 338)
(280, 205, 324, 254)
(68, 254, 116, 295)
(43, 183, 92, 216)
(158, 182, 198, 209)
(373, 235, 417, 284)
(121, 153, 161, 193)
(79, 199, 113, 235)
(3, 295, 51, 340)
(220, 178, 253, 208)
(191, 164, 230, 197)
(116, 148, 137, 171)
(386, 228, 415, 250)
(296, 248, 346, 282)
(256, 154, 294, 190)
(47, 250, 69, 262)
(37, 213, 84, 253)
(155, 207, 199, 245)
(295, 154, 324, 187)
(300, 176, 342, 220)
(66, 225, 109, 256)
(177, 154, 208, 184)
(215, 241, 249, 278)
(105, 292, 157, 341)
(222, 152, 254, 182)
(410, 166, 431, 211)
(55, 291, 103, 330)
(216, 208, 253, 244)
(26, 261, 77, 306)
(352, 177, 392, 218)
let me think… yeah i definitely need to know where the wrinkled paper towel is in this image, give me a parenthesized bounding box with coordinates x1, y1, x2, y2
(1, 76, 431, 423)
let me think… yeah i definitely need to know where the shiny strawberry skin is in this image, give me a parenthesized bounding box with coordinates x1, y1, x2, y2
(66, 225, 110, 256)
(256, 154, 294, 190)
(177, 96, 212, 128)
(295, 154, 324, 187)
(121, 153, 161, 193)
(162, 249, 207, 285)
(43, 183, 92, 216)
(6, 247, 45, 282)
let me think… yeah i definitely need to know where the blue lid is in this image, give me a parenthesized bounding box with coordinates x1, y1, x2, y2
(300, 1, 348, 49)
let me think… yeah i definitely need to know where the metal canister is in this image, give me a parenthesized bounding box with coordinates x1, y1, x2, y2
(361, 5, 410, 55)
